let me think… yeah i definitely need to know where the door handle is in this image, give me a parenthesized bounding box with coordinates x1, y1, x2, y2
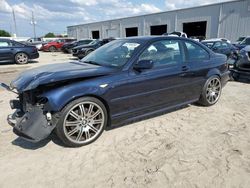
(182, 66, 189, 72)
(179, 66, 191, 77)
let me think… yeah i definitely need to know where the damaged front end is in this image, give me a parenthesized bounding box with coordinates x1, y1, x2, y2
(230, 49, 250, 81)
(2, 85, 58, 142)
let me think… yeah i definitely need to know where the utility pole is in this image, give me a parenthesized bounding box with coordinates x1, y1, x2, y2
(31, 11, 37, 38)
(12, 8, 17, 37)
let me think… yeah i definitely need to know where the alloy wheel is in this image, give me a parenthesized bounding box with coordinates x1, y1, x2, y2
(15, 53, 28, 64)
(205, 77, 221, 104)
(63, 102, 105, 144)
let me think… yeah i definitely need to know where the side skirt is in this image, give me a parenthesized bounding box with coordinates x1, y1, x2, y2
(110, 99, 198, 128)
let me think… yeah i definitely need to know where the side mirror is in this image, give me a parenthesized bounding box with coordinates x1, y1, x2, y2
(212, 47, 218, 51)
(134, 60, 154, 71)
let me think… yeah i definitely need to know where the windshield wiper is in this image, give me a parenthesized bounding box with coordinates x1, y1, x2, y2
(83, 61, 101, 66)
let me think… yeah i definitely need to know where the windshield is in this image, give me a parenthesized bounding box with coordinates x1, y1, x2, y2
(240, 38, 250, 45)
(81, 39, 142, 68)
(89, 40, 99, 45)
(237, 37, 245, 42)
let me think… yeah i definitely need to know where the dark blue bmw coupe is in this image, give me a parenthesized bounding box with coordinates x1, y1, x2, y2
(3, 36, 230, 147)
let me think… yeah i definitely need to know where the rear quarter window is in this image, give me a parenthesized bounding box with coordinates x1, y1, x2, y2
(185, 41, 209, 61)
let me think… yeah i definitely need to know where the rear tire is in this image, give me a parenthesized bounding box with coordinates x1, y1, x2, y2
(49, 46, 57, 52)
(198, 76, 222, 106)
(15, 52, 28, 64)
(55, 97, 108, 147)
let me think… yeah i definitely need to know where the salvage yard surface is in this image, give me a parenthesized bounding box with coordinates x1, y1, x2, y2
(0, 52, 250, 188)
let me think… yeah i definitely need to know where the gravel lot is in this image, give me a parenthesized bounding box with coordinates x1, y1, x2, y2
(0, 52, 250, 188)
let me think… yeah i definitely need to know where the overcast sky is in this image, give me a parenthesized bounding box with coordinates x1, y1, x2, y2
(0, 0, 232, 37)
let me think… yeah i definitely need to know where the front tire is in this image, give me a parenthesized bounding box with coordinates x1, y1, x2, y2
(55, 97, 108, 147)
(85, 50, 93, 56)
(198, 76, 222, 106)
(15, 52, 28, 64)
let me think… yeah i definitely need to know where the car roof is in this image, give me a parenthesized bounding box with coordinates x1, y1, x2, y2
(203, 38, 230, 42)
(119, 36, 191, 41)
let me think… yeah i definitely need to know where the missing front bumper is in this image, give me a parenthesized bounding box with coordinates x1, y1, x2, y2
(7, 107, 56, 142)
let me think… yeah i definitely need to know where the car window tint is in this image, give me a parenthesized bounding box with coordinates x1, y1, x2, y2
(185, 41, 209, 61)
(241, 38, 250, 45)
(246, 38, 250, 45)
(203, 42, 214, 48)
(221, 42, 229, 48)
(139, 40, 183, 68)
(0, 41, 11, 47)
(11, 41, 23, 47)
(78, 40, 91, 45)
(213, 42, 221, 48)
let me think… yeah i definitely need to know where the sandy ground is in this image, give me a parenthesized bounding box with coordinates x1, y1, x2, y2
(0, 52, 250, 188)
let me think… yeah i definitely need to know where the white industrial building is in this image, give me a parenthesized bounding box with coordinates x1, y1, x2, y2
(67, 0, 250, 42)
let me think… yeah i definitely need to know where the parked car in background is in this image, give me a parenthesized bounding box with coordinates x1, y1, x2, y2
(3, 36, 230, 147)
(41, 38, 76, 52)
(202, 39, 238, 59)
(190, 36, 206, 42)
(61, 39, 94, 53)
(164, 31, 188, 38)
(72, 38, 115, 59)
(234, 36, 250, 50)
(26, 38, 43, 43)
(230, 45, 250, 81)
(20, 38, 45, 51)
(233, 36, 246, 45)
(0, 38, 39, 64)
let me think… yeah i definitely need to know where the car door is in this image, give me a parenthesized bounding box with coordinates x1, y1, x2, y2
(182, 40, 212, 100)
(0, 40, 13, 62)
(108, 39, 193, 118)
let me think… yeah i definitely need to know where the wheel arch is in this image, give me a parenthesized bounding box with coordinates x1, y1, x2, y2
(45, 92, 111, 126)
(206, 68, 221, 80)
(66, 94, 111, 126)
(14, 51, 30, 59)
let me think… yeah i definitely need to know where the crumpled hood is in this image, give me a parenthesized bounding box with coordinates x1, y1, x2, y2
(11, 61, 116, 92)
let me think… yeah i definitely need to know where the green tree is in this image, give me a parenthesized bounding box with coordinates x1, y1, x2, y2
(0, 29, 11, 37)
(44, 32, 55, 38)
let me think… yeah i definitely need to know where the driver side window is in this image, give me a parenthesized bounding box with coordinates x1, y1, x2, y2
(139, 40, 183, 68)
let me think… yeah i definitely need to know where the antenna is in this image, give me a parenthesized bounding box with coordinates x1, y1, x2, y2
(12, 8, 17, 37)
(31, 11, 37, 38)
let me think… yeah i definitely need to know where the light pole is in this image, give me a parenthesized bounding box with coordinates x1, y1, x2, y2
(12, 8, 17, 37)
(30, 11, 37, 38)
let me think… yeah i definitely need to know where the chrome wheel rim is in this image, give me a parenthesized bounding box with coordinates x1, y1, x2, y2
(206, 78, 221, 104)
(63, 102, 105, 144)
(16, 53, 28, 64)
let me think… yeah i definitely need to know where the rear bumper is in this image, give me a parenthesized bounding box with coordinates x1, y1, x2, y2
(7, 106, 55, 142)
(29, 52, 39, 59)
